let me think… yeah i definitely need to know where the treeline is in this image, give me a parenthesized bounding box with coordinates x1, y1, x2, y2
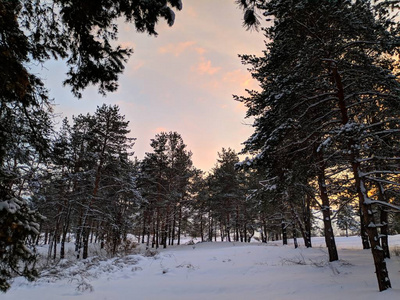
(27, 104, 399, 263)
(22, 104, 328, 259)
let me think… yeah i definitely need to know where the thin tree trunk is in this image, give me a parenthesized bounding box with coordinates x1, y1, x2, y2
(141, 211, 147, 244)
(292, 222, 298, 249)
(171, 206, 177, 245)
(303, 194, 313, 248)
(316, 149, 338, 261)
(282, 219, 288, 245)
(155, 208, 160, 249)
(200, 212, 204, 242)
(177, 206, 182, 245)
(376, 180, 390, 258)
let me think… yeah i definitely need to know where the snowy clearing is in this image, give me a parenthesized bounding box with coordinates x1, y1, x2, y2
(3, 235, 400, 300)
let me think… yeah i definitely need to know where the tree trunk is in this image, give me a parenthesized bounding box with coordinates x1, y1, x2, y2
(282, 220, 288, 245)
(177, 206, 182, 245)
(171, 206, 177, 245)
(303, 194, 313, 248)
(141, 211, 147, 244)
(293, 222, 298, 249)
(155, 208, 160, 249)
(332, 64, 390, 291)
(82, 222, 90, 259)
(316, 149, 338, 261)
(200, 212, 204, 242)
(352, 162, 391, 291)
(60, 215, 70, 260)
(376, 180, 390, 259)
(380, 208, 390, 259)
(360, 208, 371, 249)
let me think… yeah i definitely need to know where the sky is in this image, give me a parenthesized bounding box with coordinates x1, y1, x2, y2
(36, 0, 266, 172)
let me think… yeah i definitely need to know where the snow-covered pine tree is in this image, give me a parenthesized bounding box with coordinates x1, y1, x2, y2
(336, 203, 359, 237)
(1, 0, 52, 290)
(74, 104, 137, 259)
(237, 0, 400, 291)
(138, 132, 193, 248)
(236, 0, 340, 261)
(207, 148, 246, 242)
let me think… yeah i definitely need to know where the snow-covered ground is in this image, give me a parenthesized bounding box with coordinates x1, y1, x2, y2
(3, 236, 400, 300)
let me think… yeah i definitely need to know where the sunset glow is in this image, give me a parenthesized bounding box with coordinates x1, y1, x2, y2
(42, 0, 265, 171)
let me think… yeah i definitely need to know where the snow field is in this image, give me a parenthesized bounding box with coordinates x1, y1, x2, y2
(3, 235, 400, 300)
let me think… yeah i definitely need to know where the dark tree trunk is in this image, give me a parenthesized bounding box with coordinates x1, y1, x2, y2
(380, 208, 390, 259)
(303, 194, 312, 248)
(292, 223, 298, 249)
(332, 65, 391, 291)
(263, 220, 268, 243)
(82, 223, 90, 259)
(376, 180, 390, 259)
(352, 162, 391, 291)
(200, 213, 204, 242)
(177, 206, 182, 245)
(141, 211, 147, 244)
(316, 149, 338, 262)
(171, 206, 177, 245)
(282, 220, 288, 245)
(360, 208, 371, 249)
(60, 216, 70, 259)
(155, 208, 160, 249)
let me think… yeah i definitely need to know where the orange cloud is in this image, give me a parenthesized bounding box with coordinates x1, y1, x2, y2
(223, 69, 256, 88)
(195, 47, 206, 55)
(193, 57, 221, 75)
(154, 127, 168, 133)
(132, 61, 145, 71)
(158, 41, 196, 56)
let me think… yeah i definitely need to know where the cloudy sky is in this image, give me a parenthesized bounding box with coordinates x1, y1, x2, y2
(38, 0, 266, 172)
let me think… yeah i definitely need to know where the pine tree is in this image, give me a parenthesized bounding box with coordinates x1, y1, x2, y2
(208, 148, 246, 242)
(138, 132, 193, 248)
(237, 0, 400, 291)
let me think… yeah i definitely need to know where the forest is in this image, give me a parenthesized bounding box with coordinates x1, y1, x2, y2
(1, 0, 400, 294)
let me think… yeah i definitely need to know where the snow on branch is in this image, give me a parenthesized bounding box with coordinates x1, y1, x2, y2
(365, 199, 400, 211)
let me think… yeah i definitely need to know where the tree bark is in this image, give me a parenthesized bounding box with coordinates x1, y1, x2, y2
(282, 220, 288, 245)
(303, 194, 313, 248)
(316, 149, 338, 261)
(332, 64, 391, 291)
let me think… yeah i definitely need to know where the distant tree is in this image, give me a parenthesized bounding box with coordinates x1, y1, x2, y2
(138, 132, 193, 248)
(33, 105, 140, 259)
(336, 203, 359, 237)
(208, 148, 246, 242)
(187, 169, 209, 242)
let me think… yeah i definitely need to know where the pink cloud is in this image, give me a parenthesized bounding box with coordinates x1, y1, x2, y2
(158, 41, 196, 56)
(195, 47, 206, 55)
(153, 127, 168, 133)
(223, 69, 257, 88)
(193, 57, 221, 75)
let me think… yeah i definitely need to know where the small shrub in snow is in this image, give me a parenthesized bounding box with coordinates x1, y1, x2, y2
(143, 249, 158, 257)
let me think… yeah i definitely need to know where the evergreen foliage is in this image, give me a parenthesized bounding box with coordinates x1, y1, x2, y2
(1, 0, 182, 291)
(138, 131, 194, 248)
(237, 0, 400, 291)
